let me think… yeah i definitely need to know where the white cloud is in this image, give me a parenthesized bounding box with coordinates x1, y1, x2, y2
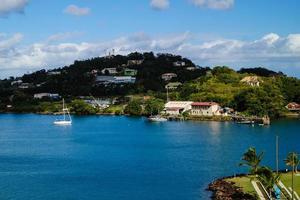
(0, 0, 28, 16)
(190, 0, 234, 10)
(46, 32, 85, 43)
(1, 32, 300, 77)
(150, 0, 170, 10)
(64, 5, 90, 16)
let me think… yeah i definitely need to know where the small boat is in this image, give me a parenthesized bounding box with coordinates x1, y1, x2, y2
(237, 120, 255, 124)
(148, 115, 168, 122)
(54, 99, 72, 125)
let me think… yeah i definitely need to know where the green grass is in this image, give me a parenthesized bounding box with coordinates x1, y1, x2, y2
(225, 176, 256, 196)
(280, 172, 300, 194)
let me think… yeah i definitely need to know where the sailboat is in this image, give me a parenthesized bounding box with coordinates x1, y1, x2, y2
(54, 99, 72, 125)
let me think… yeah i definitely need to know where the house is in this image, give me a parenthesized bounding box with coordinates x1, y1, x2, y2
(173, 61, 186, 67)
(161, 73, 177, 81)
(96, 76, 136, 85)
(164, 101, 193, 115)
(286, 102, 300, 112)
(240, 76, 262, 87)
(101, 68, 118, 75)
(127, 59, 144, 66)
(34, 93, 60, 100)
(18, 83, 32, 89)
(124, 68, 138, 76)
(165, 82, 182, 90)
(11, 80, 23, 86)
(190, 102, 221, 116)
(48, 71, 61, 75)
(186, 67, 197, 71)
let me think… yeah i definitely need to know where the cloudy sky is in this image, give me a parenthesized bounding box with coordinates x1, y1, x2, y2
(1, 0, 300, 78)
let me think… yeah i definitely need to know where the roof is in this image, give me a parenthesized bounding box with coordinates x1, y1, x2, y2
(165, 101, 193, 108)
(191, 102, 218, 106)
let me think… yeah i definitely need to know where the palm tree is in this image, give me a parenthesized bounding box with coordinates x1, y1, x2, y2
(285, 152, 299, 173)
(239, 147, 264, 174)
(257, 167, 281, 198)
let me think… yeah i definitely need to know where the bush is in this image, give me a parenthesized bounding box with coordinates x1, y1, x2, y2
(124, 100, 142, 115)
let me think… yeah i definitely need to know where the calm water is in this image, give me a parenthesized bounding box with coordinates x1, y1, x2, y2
(0, 114, 299, 200)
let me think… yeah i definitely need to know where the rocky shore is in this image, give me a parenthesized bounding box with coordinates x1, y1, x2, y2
(207, 179, 256, 200)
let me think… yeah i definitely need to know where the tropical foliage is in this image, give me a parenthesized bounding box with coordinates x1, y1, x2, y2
(239, 147, 264, 174)
(285, 152, 300, 173)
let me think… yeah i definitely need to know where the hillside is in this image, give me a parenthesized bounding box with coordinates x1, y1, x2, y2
(0, 52, 299, 117)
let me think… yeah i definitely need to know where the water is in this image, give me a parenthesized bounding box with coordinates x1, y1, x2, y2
(0, 114, 299, 200)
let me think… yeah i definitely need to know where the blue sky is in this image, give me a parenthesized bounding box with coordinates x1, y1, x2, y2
(0, 0, 300, 78)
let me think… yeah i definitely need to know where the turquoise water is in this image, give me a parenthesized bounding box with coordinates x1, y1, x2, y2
(0, 114, 299, 199)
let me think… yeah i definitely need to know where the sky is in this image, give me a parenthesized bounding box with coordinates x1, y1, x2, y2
(0, 0, 300, 78)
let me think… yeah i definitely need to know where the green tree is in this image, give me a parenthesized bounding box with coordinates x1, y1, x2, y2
(239, 147, 264, 174)
(256, 167, 280, 197)
(144, 98, 164, 116)
(285, 152, 300, 173)
(70, 100, 97, 115)
(124, 100, 142, 116)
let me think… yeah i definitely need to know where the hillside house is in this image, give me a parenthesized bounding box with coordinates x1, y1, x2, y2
(101, 68, 118, 75)
(240, 76, 262, 87)
(173, 61, 186, 67)
(96, 76, 136, 85)
(127, 59, 144, 66)
(164, 101, 193, 115)
(161, 73, 177, 81)
(34, 93, 60, 100)
(165, 82, 182, 90)
(11, 80, 23, 86)
(190, 102, 221, 116)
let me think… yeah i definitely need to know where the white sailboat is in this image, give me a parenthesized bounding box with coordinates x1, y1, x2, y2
(54, 99, 72, 125)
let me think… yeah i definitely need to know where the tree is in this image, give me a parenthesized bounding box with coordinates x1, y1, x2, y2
(239, 147, 264, 174)
(256, 167, 280, 197)
(144, 98, 164, 116)
(124, 100, 142, 116)
(70, 100, 97, 115)
(285, 152, 300, 173)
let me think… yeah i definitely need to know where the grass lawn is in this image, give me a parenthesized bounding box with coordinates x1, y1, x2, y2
(280, 172, 300, 194)
(225, 176, 256, 196)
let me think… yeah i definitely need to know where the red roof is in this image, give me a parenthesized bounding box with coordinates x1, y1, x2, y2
(191, 102, 218, 106)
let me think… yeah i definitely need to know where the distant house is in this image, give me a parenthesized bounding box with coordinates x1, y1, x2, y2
(186, 67, 196, 71)
(11, 80, 23, 86)
(164, 101, 193, 115)
(240, 76, 262, 87)
(286, 102, 300, 112)
(18, 83, 32, 89)
(101, 68, 118, 75)
(124, 68, 138, 76)
(161, 73, 177, 81)
(173, 61, 186, 67)
(96, 76, 136, 85)
(34, 93, 60, 100)
(190, 102, 221, 116)
(127, 59, 144, 66)
(48, 71, 61, 75)
(165, 82, 182, 90)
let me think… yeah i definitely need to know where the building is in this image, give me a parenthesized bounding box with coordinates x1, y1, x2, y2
(240, 76, 262, 87)
(186, 67, 197, 71)
(173, 61, 186, 67)
(101, 68, 118, 75)
(34, 93, 60, 100)
(96, 76, 136, 85)
(18, 83, 32, 89)
(161, 73, 177, 81)
(11, 80, 23, 86)
(165, 82, 182, 90)
(127, 59, 144, 66)
(124, 68, 138, 76)
(286, 102, 300, 112)
(190, 102, 221, 116)
(164, 101, 193, 115)
(48, 71, 61, 75)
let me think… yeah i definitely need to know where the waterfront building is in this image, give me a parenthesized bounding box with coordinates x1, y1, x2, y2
(190, 102, 221, 116)
(161, 73, 177, 81)
(164, 101, 193, 115)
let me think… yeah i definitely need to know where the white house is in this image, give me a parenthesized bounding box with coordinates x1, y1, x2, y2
(34, 93, 60, 99)
(161, 73, 177, 81)
(101, 68, 118, 75)
(127, 59, 144, 66)
(96, 76, 136, 85)
(11, 80, 23, 86)
(164, 101, 193, 115)
(190, 102, 221, 116)
(173, 61, 186, 67)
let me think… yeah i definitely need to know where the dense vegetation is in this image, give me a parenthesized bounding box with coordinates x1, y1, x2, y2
(0, 52, 299, 118)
